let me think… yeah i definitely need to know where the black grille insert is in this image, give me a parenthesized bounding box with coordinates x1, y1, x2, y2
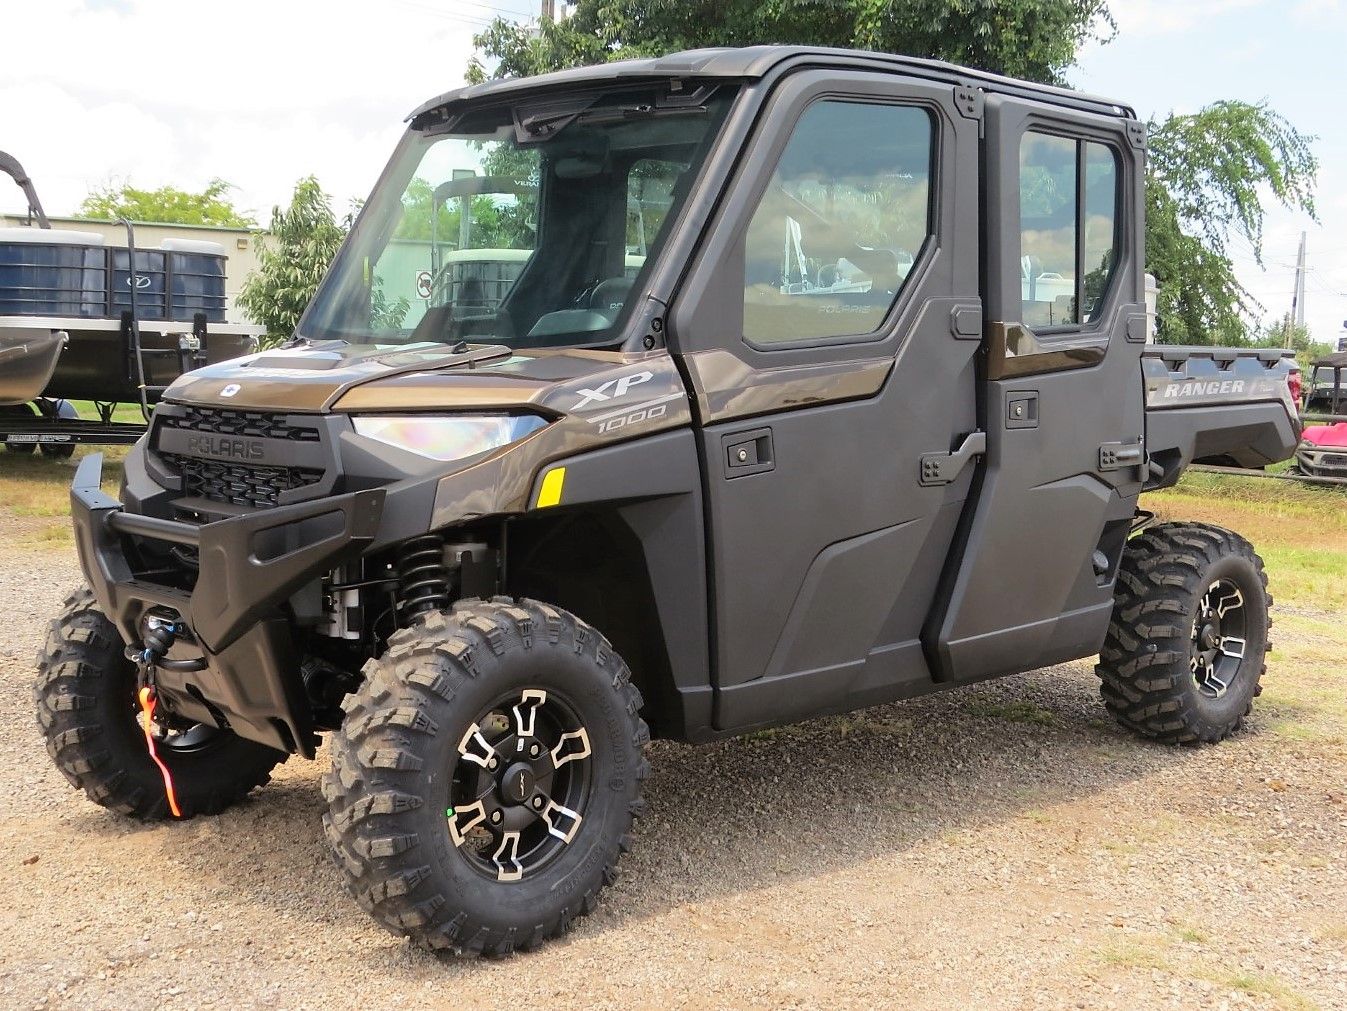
(158, 406, 322, 442)
(156, 407, 327, 509)
(162, 455, 325, 509)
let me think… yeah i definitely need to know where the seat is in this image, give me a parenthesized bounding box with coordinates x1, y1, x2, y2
(588, 277, 635, 320)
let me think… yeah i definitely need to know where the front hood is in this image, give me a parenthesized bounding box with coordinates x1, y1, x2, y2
(164, 339, 689, 425)
(1302, 422, 1347, 448)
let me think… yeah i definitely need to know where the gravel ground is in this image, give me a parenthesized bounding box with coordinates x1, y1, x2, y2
(2, 521, 1345, 1010)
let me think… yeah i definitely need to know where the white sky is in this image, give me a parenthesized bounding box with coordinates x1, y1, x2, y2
(2, 0, 1344, 345)
(1072, 0, 1347, 345)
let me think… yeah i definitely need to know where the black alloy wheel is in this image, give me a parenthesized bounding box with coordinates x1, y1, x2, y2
(447, 687, 594, 883)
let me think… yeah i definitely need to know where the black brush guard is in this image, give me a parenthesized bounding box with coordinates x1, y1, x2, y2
(70, 454, 385, 756)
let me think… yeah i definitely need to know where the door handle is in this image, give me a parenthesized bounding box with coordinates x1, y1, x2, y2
(919, 430, 986, 486)
(722, 427, 774, 478)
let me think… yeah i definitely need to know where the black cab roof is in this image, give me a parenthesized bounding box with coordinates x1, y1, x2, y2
(409, 45, 1136, 126)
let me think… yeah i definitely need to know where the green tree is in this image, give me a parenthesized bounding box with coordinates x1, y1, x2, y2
(468, 0, 1114, 85)
(238, 177, 344, 345)
(392, 177, 535, 249)
(1146, 101, 1317, 345)
(1241, 312, 1331, 372)
(470, 4, 1320, 348)
(79, 178, 255, 227)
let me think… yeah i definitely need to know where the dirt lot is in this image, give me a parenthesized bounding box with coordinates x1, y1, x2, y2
(1, 460, 1345, 1010)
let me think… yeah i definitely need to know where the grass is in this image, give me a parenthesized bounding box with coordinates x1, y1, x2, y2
(1253, 611, 1347, 745)
(1313, 924, 1347, 946)
(1090, 936, 1173, 972)
(1171, 925, 1208, 944)
(65, 399, 148, 425)
(1087, 932, 1321, 1009)
(1, 437, 129, 543)
(1144, 471, 1347, 613)
(1202, 971, 1319, 1011)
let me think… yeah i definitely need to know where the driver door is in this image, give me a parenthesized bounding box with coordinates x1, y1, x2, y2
(668, 69, 983, 732)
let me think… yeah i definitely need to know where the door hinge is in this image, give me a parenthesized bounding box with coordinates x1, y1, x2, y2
(1099, 440, 1145, 472)
(920, 430, 986, 486)
(953, 85, 983, 121)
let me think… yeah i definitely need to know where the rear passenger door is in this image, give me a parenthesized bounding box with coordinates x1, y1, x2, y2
(931, 96, 1149, 682)
(669, 70, 982, 731)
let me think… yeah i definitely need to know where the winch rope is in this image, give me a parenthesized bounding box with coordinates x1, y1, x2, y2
(136, 686, 182, 818)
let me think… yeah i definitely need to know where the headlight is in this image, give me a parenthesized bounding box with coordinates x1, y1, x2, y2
(351, 414, 548, 461)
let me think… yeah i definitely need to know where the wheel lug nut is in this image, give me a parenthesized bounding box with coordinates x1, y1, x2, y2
(488, 757, 499, 770)
(491, 810, 503, 824)
(532, 795, 544, 810)
(529, 743, 540, 757)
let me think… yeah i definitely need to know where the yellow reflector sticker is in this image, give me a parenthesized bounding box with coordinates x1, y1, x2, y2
(536, 467, 566, 508)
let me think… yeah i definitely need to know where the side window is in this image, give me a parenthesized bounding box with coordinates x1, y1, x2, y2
(742, 100, 934, 345)
(627, 158, 685, 272)
(1019, 132, 1120, 330)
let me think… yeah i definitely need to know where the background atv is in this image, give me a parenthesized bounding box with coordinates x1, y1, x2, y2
(36, 46, 1300, 957)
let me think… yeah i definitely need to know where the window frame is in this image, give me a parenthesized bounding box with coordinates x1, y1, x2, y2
(1016, 128, 1123, 336)
(667, 69, 959, 368)
(737, 95, 939, 351)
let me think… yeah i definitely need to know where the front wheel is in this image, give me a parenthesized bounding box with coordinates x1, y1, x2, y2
(34, 588, 287, 818)
(322, 598, 650, 957)
(1096, 523, 1271, 745)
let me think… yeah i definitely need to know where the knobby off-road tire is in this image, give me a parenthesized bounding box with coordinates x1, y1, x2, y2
(34, 587, 287, 819)
(322, 598, 650, 957)
(1097, 523, 1271, 745)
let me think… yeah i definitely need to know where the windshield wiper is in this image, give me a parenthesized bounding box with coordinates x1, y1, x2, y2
(515, 101, 708, 143)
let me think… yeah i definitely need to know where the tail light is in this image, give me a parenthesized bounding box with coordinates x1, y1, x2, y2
(1288, 370, 1302, 410)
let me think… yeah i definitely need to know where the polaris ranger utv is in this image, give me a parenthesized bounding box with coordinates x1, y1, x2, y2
(37, 47, 1301, 956)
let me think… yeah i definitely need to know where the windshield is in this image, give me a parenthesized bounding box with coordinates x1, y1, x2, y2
(301, 84, 737, 348)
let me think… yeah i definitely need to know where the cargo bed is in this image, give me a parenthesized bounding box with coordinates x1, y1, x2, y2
(1142, 345, 1300, 488)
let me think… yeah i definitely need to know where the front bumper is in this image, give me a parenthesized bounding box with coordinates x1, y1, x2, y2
(71, 453, 385, 756)
(1295, 442, 1347, 481)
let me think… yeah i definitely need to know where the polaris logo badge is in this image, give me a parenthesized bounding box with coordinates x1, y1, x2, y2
(220, 383, 242, 398)
(186, 435, 265, 460)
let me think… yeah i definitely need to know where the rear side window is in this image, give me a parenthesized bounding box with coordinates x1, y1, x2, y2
(741, 100, 934, 345)
(1019, 132, 1120, 329)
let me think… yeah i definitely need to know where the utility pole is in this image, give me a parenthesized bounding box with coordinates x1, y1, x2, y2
(541, 0, 555, 20)
(1286, 230, 1306, 349)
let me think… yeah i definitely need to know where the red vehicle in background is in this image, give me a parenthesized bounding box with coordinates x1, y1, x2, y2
(1295, 351, 1347, 481)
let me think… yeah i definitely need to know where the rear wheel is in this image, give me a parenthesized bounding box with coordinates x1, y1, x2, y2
(322, 598, 650, 957)
(37, 399, 77, 458)
(34, 587, 287, 818)
(1097, 523, 1270, 745)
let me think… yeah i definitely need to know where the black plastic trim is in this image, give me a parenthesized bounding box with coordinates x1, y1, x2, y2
(71, 453, 385, 756)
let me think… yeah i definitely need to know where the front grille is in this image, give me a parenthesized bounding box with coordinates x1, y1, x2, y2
(158, 406, 322, 442)
(1322, 453, 1347, 467)
(162, 454, 325, 509)
(155, 406, 327, 510)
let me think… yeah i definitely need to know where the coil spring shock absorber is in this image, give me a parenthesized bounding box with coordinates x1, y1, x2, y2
(396, 534, 451, 619)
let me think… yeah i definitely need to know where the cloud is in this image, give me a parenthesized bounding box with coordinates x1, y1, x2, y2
(1105, 0, 1268, 37)
(1293, 0, 1344, 20)
(1, 0, 499, 217)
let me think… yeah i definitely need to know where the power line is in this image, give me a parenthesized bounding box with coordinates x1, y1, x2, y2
(384, 0, 531, 28)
